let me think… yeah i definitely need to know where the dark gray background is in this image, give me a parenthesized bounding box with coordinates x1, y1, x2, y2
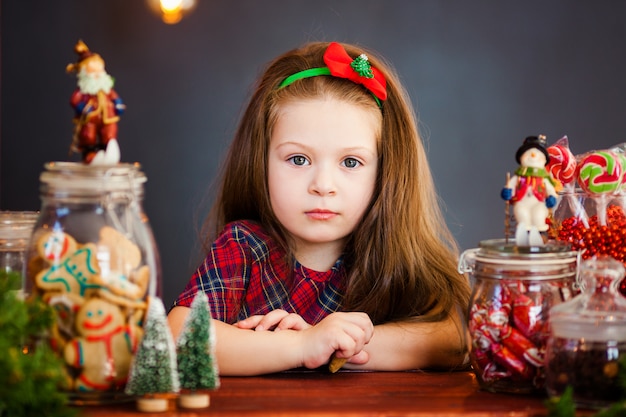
(3, 1, 626, 307)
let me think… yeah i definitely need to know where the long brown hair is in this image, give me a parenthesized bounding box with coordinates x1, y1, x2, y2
(204, 41, 470, 326)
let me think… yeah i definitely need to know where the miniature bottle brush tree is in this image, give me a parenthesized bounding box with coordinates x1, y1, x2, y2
(125, 296, 180, 412)
(176, 291, 220, 409)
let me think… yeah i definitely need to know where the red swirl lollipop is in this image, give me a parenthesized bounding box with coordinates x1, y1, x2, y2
(547, 144, 576, 185)
(577, 150, 623, 226)
(614, 152, 626, 190)
(577, 150, 623, 195)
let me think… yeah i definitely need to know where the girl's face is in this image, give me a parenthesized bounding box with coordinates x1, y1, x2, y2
(268, 98, 380, 267)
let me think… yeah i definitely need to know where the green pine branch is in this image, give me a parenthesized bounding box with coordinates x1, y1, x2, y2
(545, 354, 626, 417)
(0, 271, 77, 417)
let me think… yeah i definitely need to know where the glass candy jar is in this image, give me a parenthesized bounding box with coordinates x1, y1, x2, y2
(545, 256, 626, 408)
(25, 162, 161, 404)
(458, 239, 580, 394)
(553, 190, 626, 296)
(0, 211, 39, 291)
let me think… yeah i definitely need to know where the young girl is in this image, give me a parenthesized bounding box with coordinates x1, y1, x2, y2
(168, 41, 471, 376)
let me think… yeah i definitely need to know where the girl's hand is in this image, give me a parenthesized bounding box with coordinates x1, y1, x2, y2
(235, 309, 311, 331)
(299, 312, 374, 369)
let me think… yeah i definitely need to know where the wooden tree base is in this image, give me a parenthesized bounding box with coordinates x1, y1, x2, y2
(178, 392, 210, 409)
(136, 397, 169, 413)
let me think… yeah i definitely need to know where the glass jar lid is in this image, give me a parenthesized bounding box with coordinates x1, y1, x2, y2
(550, 256, 626, 341)
(40, 162, 146, 194)
(477, 238, 577, 260)
(457, 239, 580, 282)
(0, 211, 40, 248)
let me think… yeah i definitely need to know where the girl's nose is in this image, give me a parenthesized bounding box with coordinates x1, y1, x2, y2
(309, 166, 336, 196)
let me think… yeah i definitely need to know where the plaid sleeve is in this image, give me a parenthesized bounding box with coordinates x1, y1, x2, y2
(171, 221, 265, 323)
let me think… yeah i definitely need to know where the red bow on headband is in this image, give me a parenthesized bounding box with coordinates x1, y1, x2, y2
(323, 42, 387, 101)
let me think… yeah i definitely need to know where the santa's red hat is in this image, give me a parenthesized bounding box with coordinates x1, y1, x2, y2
(66, 40, 104, 73)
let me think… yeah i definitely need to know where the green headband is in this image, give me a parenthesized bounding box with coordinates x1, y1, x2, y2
(277, 42, 387, 108)
(279, 67, 332, 89)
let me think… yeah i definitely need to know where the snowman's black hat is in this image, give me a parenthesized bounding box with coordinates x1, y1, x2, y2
(515, 135, 550, 165)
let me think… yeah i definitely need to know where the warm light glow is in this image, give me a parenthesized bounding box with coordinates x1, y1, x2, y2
(161, 9, 183, 24)
(160, 0, 183, 12)
(146, 0, 196, 25)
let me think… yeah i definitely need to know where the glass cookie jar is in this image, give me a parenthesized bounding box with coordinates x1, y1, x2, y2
(545, 256, 626, 409)
(458, 239, 580, 394)
(0, 211, 39, 292)
(25, 162, 161, 405)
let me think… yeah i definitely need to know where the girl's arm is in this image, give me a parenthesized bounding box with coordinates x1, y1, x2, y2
(207, 307, 468, 372)
(347, 308, 469, 371)
(168, 306, 373, 376)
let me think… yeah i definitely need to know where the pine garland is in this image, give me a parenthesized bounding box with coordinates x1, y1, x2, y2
(0, 271, 76, 417)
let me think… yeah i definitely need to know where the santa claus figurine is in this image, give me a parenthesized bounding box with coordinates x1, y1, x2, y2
(501, 135, 558, 246)
(66, 40, 125, 165)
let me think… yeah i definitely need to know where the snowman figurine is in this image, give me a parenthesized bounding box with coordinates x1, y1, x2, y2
(501, 135, 558, 246)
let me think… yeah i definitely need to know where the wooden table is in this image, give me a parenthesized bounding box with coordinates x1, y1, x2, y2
(78, 369, 577, 417)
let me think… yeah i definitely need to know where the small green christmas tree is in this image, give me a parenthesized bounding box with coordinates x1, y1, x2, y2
(176, 291, 219, 409)
(125, 297, 179, 412)
(0, 271, 75, 417)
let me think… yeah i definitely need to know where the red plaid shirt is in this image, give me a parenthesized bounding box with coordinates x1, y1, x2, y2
(172, 220, 346, 325)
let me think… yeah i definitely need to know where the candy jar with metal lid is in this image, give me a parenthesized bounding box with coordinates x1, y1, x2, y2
(25, 162, 161, 405)
(0, 211, 39, 292)
(545, 256, 626, 408)
(458, 239, 580, 394)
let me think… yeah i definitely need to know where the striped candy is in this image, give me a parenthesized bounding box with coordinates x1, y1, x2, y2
(546, 144, 576, 184)
(615, 151, 626, 190)
(577, 150, 623, 194)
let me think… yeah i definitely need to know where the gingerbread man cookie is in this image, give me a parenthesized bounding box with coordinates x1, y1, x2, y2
(37, 229, 78, 263)
(35, 231, 101, 297)
(64, 296, 143, 391)
(43, 292, 84, 352)
(94, 226, 150, 308)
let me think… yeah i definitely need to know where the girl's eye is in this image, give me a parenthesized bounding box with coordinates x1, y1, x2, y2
(288, 155, 309, 166)
(342, 158, 361, 168)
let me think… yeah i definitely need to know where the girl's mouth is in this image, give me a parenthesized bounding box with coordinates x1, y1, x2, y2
(306, 210, 337, 220)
